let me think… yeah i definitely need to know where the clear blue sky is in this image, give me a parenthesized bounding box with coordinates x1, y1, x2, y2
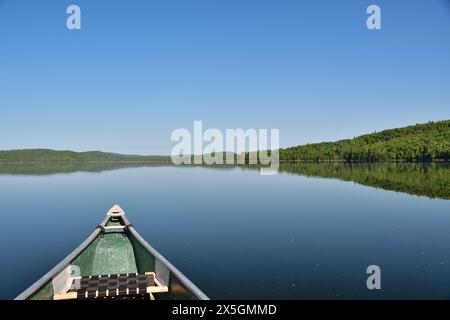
(1, 0, 449, 155)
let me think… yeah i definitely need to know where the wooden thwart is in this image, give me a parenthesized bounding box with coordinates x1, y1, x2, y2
(53, 272, 168, 300)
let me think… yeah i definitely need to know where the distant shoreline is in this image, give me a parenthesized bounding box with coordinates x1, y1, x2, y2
(0, 159, 449, 164)
(1, 119, 449, 163)
(0, 160, 171, 164)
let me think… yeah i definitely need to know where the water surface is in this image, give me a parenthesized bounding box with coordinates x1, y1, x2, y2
(1, 162, 449, 299)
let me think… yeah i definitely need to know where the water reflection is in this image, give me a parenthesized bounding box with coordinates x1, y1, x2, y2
(1, 162, 448, 200)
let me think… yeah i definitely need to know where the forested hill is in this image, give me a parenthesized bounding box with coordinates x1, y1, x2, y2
(279, 120, 450, 162)
(0, 149, 170, 162)
(2, 120, 449, 163)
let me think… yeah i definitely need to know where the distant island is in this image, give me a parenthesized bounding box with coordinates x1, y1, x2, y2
(0, 120, 449, 163)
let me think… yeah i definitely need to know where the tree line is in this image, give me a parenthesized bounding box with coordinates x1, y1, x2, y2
(278, 120, 450, 162)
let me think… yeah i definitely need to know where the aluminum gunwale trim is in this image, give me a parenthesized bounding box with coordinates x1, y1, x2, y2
(122, 215, 209, 300)
(15, 216, 110, 300)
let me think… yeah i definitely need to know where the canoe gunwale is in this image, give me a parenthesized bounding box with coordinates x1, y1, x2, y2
(122, 215, 209, 300)
(14, 216, 110, 300)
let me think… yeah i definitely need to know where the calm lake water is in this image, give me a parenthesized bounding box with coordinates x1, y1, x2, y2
(1, 162, 450, 299)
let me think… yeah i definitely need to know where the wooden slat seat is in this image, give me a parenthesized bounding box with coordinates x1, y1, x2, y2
(53, 272, 168, 300)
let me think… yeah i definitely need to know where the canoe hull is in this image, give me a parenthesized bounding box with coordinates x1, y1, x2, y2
(16, 207, 208, 300)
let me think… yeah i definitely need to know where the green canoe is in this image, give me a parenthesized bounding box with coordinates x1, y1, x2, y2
(15, 205, 209, 300)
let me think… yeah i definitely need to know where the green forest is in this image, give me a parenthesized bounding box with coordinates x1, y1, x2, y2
(279, 120, 450, 162)
(0, 149, 170, 163)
